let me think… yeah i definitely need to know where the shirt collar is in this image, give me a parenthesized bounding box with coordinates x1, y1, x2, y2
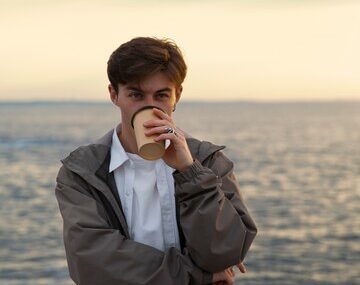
(109, 127, 129, 173)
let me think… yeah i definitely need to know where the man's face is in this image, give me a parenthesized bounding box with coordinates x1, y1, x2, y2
(109, 71, 182, 134)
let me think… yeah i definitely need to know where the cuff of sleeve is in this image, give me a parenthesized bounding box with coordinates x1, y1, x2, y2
(173, 159, 205, 184)
(202, 271, 213, 284)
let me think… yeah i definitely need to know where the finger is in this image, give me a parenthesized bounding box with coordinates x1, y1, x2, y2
(154, 132, 181, 142)
(224, 268, 233, 278)
(213, 271, 234, 285)
(212, 271, 227, 283)
(225, 273, 234, 285)
(143, 118, 170, 128)
(229, 267, 235, 277)
(237, 262, 247, 273)
(152, 107, 173, 122)
(144, 125, 180, 137)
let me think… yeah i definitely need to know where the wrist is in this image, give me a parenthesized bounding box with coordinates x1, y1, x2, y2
(177, 158, 195, 172)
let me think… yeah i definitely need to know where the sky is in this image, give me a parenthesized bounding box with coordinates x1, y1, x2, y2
(0, 0, 359, 102)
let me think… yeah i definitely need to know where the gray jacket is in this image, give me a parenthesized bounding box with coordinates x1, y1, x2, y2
(55, 127, 257, 285)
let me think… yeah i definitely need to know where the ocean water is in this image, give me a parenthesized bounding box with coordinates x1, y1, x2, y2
(0, 101, 359, 285)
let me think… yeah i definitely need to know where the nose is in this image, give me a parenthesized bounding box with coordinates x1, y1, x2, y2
(145, 96, 155, 106)
(145, 96, 156, 106)
(142, 95, 163, 112)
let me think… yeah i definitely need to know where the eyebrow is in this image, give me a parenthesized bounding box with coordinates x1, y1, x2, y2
(126, 86, 172, 93)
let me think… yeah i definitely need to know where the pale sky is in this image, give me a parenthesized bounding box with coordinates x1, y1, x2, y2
(0, 0, 359, 102)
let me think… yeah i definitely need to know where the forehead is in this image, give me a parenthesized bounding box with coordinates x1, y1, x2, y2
(121, 72, 176, 92)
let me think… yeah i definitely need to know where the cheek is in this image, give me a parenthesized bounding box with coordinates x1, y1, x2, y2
(118, 104, 135, 121)
(163, 105, 173, 116)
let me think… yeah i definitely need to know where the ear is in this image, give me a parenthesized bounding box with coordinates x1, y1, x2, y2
(108, 84, 118, 104)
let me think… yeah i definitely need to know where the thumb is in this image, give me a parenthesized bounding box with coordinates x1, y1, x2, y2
(237, 262, 247, 273)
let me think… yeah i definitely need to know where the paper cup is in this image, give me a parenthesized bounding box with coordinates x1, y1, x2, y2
(131, 106, 166, 160)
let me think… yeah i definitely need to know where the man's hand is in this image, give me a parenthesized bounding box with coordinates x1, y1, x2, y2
(212, 262, 247, 285)
(212, 267, 234, 285)
(143, 108, 194, 171)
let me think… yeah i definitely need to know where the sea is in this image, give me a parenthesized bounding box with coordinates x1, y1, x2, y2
(0, 101, 359, 285)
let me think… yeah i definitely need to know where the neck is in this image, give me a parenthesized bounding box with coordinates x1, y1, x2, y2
(116, 123, 138, 154)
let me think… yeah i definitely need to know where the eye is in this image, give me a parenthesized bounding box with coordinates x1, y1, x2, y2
(129, 92, 143, 99)
(157, 93, 169, 98)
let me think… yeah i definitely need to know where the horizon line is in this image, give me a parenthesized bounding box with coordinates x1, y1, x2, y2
(1, 99, 360, 104)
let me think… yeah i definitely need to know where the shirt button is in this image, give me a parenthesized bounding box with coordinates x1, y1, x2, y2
(126, 191, 130, 196)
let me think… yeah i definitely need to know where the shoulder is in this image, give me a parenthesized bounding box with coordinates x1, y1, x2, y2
(59, 129, 113, 173)
(185, 136, 226, 163)
(56, 128, 113, 189)
(61, 128, 113, 161)
(185, 135, 234, 175)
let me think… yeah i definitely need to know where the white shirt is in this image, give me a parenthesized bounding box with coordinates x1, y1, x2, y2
(109, 127, 181, 252)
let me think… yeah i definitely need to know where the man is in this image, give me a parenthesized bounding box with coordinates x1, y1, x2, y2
(55, 37, 257, 285)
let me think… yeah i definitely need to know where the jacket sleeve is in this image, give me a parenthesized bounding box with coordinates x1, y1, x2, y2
(173, 150, 258, 273)
(55, 165, 213, 285)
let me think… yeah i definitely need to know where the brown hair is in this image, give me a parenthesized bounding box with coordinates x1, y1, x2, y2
(107, 37, 187, 93)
